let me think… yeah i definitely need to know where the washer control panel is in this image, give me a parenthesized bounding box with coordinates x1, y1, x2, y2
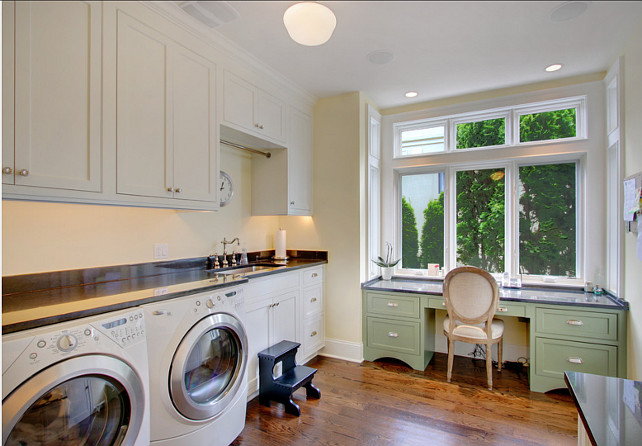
(193, 286, 244, 314)
(93, 310, 146, 348)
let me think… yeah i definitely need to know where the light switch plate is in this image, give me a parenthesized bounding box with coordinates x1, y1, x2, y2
(154, 243, 169, 260)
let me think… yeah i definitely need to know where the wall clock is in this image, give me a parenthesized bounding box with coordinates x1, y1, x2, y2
(219, 171, 234, 207)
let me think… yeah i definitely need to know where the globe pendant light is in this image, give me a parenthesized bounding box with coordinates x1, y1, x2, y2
(283, 2, 337, 46)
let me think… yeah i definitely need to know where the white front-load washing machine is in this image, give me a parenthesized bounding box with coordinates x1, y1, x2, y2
(143, 285, 248, 446)
(2, 307, 150, 446)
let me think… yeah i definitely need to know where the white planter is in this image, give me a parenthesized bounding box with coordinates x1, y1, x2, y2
(381, 267, 394, 280)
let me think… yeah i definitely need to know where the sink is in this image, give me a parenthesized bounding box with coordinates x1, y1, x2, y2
(218, 264, 285, 276)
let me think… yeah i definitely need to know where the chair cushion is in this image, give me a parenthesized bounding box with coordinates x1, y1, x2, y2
(443, 316, 504, 340)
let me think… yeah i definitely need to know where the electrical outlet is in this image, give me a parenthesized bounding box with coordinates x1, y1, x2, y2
(154, 243, 169, 260)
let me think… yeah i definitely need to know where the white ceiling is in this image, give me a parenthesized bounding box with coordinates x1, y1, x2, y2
(198, 1, 642, 109)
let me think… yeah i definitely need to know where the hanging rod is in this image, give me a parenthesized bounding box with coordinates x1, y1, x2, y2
(220, 139, 272, 158)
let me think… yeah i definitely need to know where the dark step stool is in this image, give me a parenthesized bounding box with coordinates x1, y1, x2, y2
(258, 340, 321, 416)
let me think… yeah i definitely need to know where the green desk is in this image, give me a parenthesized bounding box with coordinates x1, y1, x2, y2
(362, 278, 628, 393)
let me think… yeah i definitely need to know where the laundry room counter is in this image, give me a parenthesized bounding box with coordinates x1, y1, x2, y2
(2, 251, 327, 334)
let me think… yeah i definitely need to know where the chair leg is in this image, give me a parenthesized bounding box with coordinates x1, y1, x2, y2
(498, 339, 503, 372)
(447, 338, 455, 383)
(486, 342, 493, 390)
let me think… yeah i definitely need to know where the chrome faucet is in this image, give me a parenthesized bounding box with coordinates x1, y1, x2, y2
(221, 237, 240, 267)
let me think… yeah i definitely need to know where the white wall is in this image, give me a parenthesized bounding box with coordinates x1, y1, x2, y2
(2, 147, 280, 275)
(621, 18, 642, 380)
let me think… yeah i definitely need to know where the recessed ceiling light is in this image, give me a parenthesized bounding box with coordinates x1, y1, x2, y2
(405, 91, 418, 98)
(545, 64, 563, 72)
(367, 51, 394, 65)
(550, 1, 589, 22)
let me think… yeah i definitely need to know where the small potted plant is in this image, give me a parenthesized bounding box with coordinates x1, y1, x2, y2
(372, 242, 400, 280)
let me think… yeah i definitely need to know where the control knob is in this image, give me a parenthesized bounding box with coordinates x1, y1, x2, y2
(57, 334, 78, 352)
(206, 298, 214, 309)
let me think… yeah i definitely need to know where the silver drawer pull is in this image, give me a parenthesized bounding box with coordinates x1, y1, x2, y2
(442, 302, 446, 306)
(310, 297, 318, 302)
(311, 273, 318, 278)
(497, 307, 508, 312)
(388, 332, 399, 338)
(567, 357, 583, 364)
(387, 302, 399, 307)
(310, 331, 318, 337)
(566, 319, 584, 326)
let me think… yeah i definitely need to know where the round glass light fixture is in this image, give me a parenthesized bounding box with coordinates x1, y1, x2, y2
(405, 91, 418, 98)
(545, 63, 563, 72)
(283, 2, 337, 46)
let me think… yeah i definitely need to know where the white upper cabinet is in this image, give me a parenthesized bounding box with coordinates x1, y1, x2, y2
(5, 1, 102, 191)
(116, 11, 217, 205)
(223, 71, 286, 144)
(287, 107, 313, 214)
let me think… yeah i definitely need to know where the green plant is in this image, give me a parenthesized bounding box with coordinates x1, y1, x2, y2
(372, 242, 401, 268)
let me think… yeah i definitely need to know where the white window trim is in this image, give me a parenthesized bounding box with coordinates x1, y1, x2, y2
(512, 96, 587, 145)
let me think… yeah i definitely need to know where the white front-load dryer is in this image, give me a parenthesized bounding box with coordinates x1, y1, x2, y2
(143, 285, 248, 446)
(2, 307, 150, 446)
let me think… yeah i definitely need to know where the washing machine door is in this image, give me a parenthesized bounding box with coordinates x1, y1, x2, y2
(2, 354, 145, 446)
(170, 313, 248, 420)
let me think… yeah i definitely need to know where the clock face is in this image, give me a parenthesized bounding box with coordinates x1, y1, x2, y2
(219, 171, 234, 206)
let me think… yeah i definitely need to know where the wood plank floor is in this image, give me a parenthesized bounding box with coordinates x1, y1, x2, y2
(231, 353, 577, 445)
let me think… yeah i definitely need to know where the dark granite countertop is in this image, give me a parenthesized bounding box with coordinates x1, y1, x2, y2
(361, 277, 628, 310)
(2, 251, 327, 334)
(565, 371, 642, 445)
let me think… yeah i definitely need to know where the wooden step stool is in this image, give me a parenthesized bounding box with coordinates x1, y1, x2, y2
(258, 340, 321, 416)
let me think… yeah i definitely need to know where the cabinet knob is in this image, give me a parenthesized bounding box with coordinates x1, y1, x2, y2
(167, 187, 173, 192)
(18, 169, 29, 176)
(567, 357, 583, 364)
(310, 297, 317, 303)
(290, 201, 295, 206)
(388, 332, 399, 338)
(566, 319, 584, 326)
(2, 167, 12, 174)
(387, 302, 398, 307)
(497, 307, 508, 312)
(254, 123, 264, 129)
(174, 187, 182, 193)
(310, 331, 318, 337)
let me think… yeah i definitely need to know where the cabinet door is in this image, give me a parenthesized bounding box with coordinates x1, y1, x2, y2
(271, 291, 298, 346)
(116, 12, 170, 198)
(245, 303, 270, 395)
(223, 71, 256, 132)
(13, 1, 101, 191)
(257, 90, 286, 143)
(2, 1, 15, 185)
(170, 47, 217, 202)
(287, 107, 313, 214)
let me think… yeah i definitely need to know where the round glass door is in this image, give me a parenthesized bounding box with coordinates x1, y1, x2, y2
(5, 376, 130, 446)
(2, 355, 145, 446)
(170, 313, 248, 420)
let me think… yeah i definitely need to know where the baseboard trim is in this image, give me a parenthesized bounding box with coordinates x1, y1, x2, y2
(318, 338, 363, 363)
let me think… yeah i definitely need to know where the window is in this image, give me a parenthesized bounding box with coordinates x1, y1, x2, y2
(456, 117, 506, 149)
(519, 108, 577, 143)
(456, 168, 505, 273)
(398, 122, 446, 156)
(518, 163, 576, 277)
(400, 173, 444, 269)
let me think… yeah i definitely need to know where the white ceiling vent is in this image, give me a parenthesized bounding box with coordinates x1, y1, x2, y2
(178, 1, 239, 28)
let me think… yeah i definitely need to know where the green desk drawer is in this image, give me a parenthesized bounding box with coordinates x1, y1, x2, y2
(535, 337, 617, 379)
(366, 292, 420, 318)
(536, 308, 618, 341)
(366, 317, 420, 355)
(427, 298, 525, 317)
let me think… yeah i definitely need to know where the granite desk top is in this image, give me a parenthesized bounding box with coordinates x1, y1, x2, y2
(361, 277, 628, 310)
(565, 371, 642, 445)
(2, 253, 327, 334)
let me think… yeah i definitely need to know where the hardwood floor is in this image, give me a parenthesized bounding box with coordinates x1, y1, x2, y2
(231, 354, 577, 445)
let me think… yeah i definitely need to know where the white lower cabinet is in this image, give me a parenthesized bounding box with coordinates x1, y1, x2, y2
(244, 266, 326, 398)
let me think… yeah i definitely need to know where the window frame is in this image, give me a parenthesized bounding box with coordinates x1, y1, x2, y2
(394, 118, 448, 158)
(512, 97, 586, 146)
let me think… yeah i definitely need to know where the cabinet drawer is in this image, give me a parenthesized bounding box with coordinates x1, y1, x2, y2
(366, 292, 420, 318)
(301, 266, 323, 287)
(428, 299, 525, 318)
(303, 314, 325, 355)
(535, 337, 617, 379)
(367, 317, 420, 355)
(535, 308, 618, 341)
(303, 284, 323, 318)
